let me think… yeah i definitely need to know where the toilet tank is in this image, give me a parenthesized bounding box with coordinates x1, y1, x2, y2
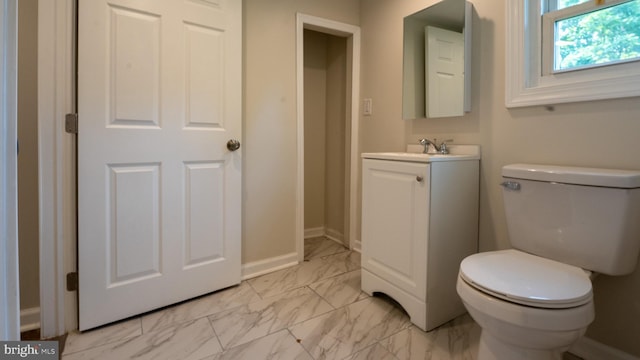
(502, 164, 640, 275)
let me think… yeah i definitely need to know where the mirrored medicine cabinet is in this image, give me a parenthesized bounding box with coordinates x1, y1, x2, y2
(402, 0, 472, 119)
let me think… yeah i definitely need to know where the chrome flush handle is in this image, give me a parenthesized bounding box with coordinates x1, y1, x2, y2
(500, 181, 521, 191)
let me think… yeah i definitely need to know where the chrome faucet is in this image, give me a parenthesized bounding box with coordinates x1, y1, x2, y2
(419, 138, 452, 154)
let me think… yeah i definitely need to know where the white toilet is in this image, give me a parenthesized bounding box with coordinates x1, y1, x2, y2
(457, 164, 640, 360)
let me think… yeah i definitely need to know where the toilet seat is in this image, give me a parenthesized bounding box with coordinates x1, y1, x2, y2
(459, 249, 592, 309)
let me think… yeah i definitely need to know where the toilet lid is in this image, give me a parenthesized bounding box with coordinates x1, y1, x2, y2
(459, 249, 592, 308)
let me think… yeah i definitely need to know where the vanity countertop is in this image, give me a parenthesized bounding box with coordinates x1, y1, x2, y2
(362, 144, 480, 163)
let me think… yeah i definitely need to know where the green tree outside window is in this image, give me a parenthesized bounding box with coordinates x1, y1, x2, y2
(554, 0, 640, 70)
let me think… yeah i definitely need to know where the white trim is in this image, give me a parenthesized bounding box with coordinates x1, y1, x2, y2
(304, 227, 346, 246)
(295, 13, 361, 263)
(38, 0, 76, 337)
(241, 252, 299, 280)
(352, 239, 362, 253)
(505, 0, 640, 108)
(20, 307, 41, 332)
(304, 227, 326, 239)
(0, 0, 21, 341)
(325, 228, 344, 245)
(570, 336, 640, 360)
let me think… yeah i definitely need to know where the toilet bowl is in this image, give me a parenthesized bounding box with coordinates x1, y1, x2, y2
(457, 164, 640, 360)
(457, 250, 595, 359)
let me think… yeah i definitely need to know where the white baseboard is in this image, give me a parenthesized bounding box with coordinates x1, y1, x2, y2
(241, 252, 299, 280)
(241, 232, 355, 281)
(570, 336, 640, 360)
(352, 239, 361, 253)
(305, 227, 346, 246)
(325, 228, 344, 245)
(304, 227, 325, 239)
(20, 307, 40, 332)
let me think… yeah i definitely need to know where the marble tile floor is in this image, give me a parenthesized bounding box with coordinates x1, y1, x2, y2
(61, 237, 578, 360)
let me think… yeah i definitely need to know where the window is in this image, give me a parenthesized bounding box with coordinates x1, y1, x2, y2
(543, 0, 640, 74)
(506, 0, 640, 107)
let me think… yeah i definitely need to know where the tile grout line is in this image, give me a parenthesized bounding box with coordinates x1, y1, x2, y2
(205, 315, 225, 356)
(285, 328, 316, 360)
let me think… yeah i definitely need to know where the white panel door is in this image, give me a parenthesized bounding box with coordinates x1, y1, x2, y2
(361, 159, 429, 301)
(425, 26, 464, 118)
(78, 0, 242, 331)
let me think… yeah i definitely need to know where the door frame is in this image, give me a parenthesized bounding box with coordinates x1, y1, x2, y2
(38, 0, 76, 337)
(295, 14, 361, 261)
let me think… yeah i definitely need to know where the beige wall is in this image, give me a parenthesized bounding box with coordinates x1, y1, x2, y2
(360, 0, 640, 356)
(18, 0, 40, 311)
(243, 0, 360, 263)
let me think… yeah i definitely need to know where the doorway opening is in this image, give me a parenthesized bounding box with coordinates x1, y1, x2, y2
(295, 14, 361, 262)
(303, 29, 348, 256)
(17, 0, 41, 336)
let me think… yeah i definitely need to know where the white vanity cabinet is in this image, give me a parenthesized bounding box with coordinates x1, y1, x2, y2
(361, 148, 479, 331)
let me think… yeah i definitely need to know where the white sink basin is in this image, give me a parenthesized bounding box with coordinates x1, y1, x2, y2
(362, 145, 480, 163)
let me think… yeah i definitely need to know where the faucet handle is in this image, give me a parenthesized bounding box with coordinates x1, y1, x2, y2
(439, 139, 454, 154)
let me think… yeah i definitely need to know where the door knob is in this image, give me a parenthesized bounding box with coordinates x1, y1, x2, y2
(227, 139, 241, 151)
(416, 176, 423, 182)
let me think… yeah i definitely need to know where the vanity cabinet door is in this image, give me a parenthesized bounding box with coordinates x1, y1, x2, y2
(361, 159, 429, 301)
